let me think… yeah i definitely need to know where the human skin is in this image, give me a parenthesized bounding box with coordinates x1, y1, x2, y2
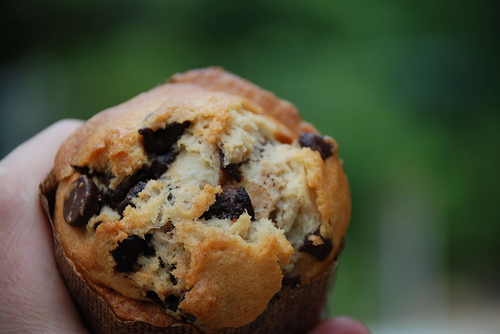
(0, 120, 369, 334)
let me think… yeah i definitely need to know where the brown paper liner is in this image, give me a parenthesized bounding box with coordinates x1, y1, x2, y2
(40, 171, 337, 334)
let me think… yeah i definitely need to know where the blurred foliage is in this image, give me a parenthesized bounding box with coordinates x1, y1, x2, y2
(1, 0, 499, 325)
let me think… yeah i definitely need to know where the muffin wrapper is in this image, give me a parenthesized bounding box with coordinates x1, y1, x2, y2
(40, 170, 337, 334)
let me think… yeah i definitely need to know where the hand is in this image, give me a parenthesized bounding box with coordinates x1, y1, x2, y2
(0, 120, 369, 334)
(0, 120, 87, 333)
(308, 317, 370, 334)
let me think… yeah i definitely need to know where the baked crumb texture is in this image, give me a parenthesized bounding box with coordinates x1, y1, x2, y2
(52, 68, 350, 331)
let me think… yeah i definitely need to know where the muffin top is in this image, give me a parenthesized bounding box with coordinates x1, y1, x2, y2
(52, 68, 350, 332)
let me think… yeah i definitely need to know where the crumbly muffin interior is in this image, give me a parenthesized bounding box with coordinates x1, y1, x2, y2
(53, 82, 349, 331)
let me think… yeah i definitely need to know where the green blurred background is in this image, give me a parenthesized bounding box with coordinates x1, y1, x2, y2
(1, 1, 499, 332)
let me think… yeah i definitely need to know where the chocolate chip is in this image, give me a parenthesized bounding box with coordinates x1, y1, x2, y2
(111, 235, 155, 272)
(94, 123, 190, 212)
(105, 177, 138, 207)
(224, 163, 243, 182)
(117, 181, 147, 214)
(169, 273, 178, 286)
(298, 133, 335, 160)
(158, 257, 165, 268)
(268, 208, 278, 223)
(146, 291, 163, 304)
(149, 150, 178, 178)
(111, 235, 144, 272)
(146, 291, 180, 312)
(166, 263, 178, 285)
(164, 294, 181, 312)
(219, 150, 242, 182)
(63, 175, 100, 226)
(130, 181, 147, 197)
(104, 150, 179, 211)
(111, 180, 143, 206)
(139, 122, 190, 154)
(298, 230, 333, 261)
(201, 187, 255, 221)
(71, 165, 90, 175)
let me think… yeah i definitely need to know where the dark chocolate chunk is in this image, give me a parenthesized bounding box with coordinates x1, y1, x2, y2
(105, 177, 138, 207)
(298, 230, 333, 261)
(158, 257, 165, 268)
(224, 163, 243, 182)
(268, 209, 279, 223)
(139, 121, 190, 154)
(219, 150, 242, 182)
(95, 120, 189, 211)
(110, 178, 143, 206)
(169, 273, 178, 286)
(105, 150, 179, 210)
(71, 165, 90, 175)
(282, 276, 301, 288)
(111, 235, 155, 272)
(200, 186, 255, 221)
(63, 175, 100, 226)
(146, 290, 163, 304)
(149, 149, 178, 178)
(146, 291, 181, 312)
(130, 181, 147, 198)
(117, 181, 147, 214)
(164, 294, 181, 312)
(112, 164, 158, 203)
(111, 235, 144, 272)
(298, 133, 335, 160)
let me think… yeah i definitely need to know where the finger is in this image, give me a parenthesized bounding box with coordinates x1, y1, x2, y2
(309, 317, 370, 334)
(0, 119, 88, 333)
(0, 120, 81, 227)
(0, 119, 82, 248)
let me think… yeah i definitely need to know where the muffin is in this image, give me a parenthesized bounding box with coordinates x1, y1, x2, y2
(40, 67, 351, 334)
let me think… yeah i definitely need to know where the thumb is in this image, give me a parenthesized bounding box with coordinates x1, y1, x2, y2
(0, 119, 88, 333)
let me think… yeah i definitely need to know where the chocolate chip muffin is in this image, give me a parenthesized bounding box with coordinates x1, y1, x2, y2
(44, 67, 351, 333)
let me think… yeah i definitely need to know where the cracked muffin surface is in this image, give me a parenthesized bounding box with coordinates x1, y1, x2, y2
(52, 68, 350, 332)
